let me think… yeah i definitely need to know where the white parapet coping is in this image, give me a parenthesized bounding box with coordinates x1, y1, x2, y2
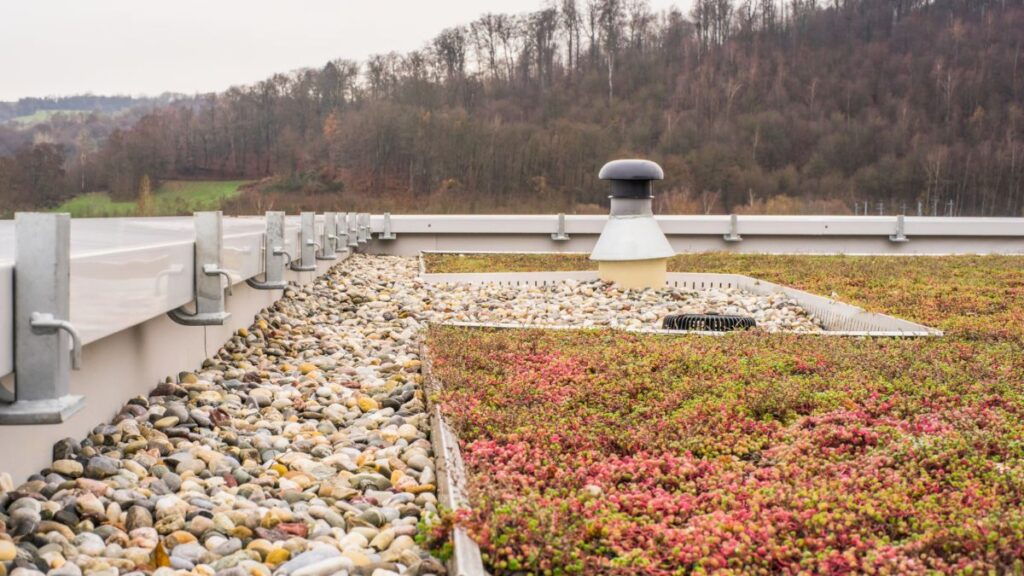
(371, 214, 1024, 237)
(0, 215, 339, 381)
(366, 214, 1024, 256)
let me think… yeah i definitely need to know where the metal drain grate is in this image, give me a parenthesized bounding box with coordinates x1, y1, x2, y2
(663, 313, 756, 332)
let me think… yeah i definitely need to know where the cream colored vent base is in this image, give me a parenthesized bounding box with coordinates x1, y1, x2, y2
(597, 258, 667, 290)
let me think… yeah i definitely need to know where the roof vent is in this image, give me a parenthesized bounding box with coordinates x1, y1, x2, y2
(590, 159, 675, 289)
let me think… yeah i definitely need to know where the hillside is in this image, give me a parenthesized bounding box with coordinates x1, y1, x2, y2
(53, 180, 249, 218)
(2, 0, 1023, 215)
(0, 95, 179, 124)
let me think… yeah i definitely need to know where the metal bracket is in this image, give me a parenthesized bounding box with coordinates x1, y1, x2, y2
(551, 213, 570, 241)
(358, 213, 370, 244)
(168, 211, 232, 326)
(291, 212, 318, 271)
(333, 212, 349, 251)
(347, 213, 359, 248)
(378, 213, 397, 240)
(889, 214, 910, 243)
(318, 211, 338, 260)
(723, 214, 743, 242)
(247, 211, 289, 290)
(0, 213, 86, 425)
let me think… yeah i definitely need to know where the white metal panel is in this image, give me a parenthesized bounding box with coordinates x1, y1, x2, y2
(371, 214, 1024, 239)
(904, 217, 1024, 236)
(0, 263, 12, 377)
(70, 243, 195, 345)
(0, 224, 13, 264)
(223, 231, 262, 283)
(285, 215, 302, 260)
(371, 214, 606, 235)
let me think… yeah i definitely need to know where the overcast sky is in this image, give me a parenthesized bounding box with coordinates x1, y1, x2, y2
(0, 0, 687, 101)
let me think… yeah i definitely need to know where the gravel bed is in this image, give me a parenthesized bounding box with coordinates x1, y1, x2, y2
(0, 255, 822, 576)
(0, 257, 442, 576)
(426, 278, 822, 332)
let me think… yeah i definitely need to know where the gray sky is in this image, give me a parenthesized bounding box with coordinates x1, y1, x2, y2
(0, 0, 686, 101)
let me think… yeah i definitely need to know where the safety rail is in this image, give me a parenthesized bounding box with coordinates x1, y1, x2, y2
(0, 211, 370, 425)
(362, 214, 1024, 256)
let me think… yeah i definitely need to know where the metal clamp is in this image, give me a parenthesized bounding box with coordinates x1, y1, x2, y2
(291, 212, 318, 271)
(889, 214, 909, 243)
(30, 312, 82, 370)
(551, 213, 570, 241)
(378, 213, 397, 240)
(723, 214, 743, 242)
(169, 211, 232, 326)
(0, 213, 86, 424)
(275, 247, 293, 266)
(248, 211, 290, 290)
(202, 264, 233, 296)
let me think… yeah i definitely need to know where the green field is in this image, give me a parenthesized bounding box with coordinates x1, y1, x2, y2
(8, 109, 90, 126)
(55, 180, 249, 217)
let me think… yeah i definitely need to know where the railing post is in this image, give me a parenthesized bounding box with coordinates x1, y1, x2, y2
(358, 213, 370, 244)
(168, 211, 232, 326)
(347, 212, 359, 248)
(723, 214, 743, 242)
(319, 211, 338, 260)
(378, 212, 397, 240)
(334, 212, 349, 251)
(889, 214, 909, 243)
(551, 213, 570, 241)
(0, 213, 85, 424)
(247, 211, 290, 290)
(291, 211, 318, 271)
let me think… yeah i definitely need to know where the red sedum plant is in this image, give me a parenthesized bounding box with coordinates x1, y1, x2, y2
(427, 255, 1024, 574)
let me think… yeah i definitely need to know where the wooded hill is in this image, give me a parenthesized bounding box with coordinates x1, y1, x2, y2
(3, 0, 1023, 215)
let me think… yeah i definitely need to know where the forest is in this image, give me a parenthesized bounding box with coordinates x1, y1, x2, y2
(2, 0, 1023, 215)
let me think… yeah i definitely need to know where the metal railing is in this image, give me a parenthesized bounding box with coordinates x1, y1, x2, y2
(362, 213, 1024, 256)
(0, 210, 371, 424)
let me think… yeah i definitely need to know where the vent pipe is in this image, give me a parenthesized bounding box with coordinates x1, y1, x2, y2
(589, 159, 674, 289)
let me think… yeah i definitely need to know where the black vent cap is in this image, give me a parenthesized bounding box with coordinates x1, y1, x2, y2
(599, 159, 664, 199)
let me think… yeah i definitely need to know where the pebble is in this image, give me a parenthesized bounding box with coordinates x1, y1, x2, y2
(50, 459, 83, 478)
(85, 456, 119, 479)
(0, 540, 16, 561)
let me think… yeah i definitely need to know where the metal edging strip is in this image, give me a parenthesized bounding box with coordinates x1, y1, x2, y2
(421, 345, 488, 576)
